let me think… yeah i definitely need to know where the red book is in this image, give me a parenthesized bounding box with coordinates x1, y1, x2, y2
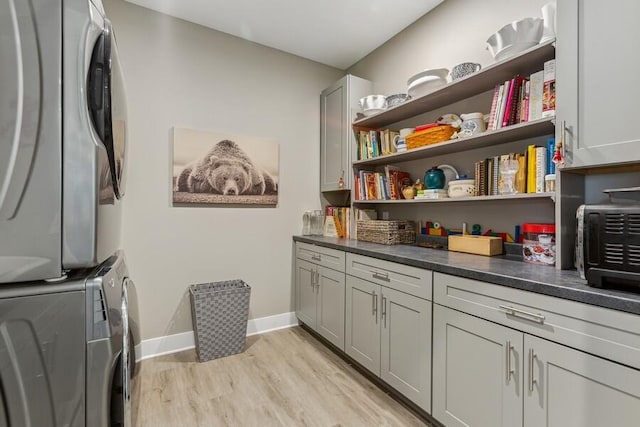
(501, 78, 516, 128)
(507, 75, 525, 126)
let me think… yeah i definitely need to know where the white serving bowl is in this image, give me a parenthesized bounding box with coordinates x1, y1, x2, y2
(406, 69, 449, 98)
(362, 108, 386, 117)
(359, 95, 386, 112)
(486, 17, 544, 62)
(448, 179, 476, 198)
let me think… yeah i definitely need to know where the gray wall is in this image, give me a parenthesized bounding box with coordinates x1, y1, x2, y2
(104, 0, 342, 340)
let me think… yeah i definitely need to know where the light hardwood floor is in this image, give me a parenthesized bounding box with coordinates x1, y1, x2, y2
(133, 326, 432, 426)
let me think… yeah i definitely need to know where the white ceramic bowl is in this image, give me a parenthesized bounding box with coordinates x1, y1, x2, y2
(406, 69, 449, 98)
(362, 108, 386, 117)
(448, 179, 476, 198)
(359, 95, 386, 111)
(486, 17, 544, 62)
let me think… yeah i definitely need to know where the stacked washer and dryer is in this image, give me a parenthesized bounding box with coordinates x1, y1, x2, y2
(0, 0, 140, 426)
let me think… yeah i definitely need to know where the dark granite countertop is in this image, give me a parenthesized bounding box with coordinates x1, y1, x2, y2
(293, 235, 640, 316)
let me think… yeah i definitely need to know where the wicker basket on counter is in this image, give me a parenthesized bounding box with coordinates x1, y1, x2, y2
(356, 220, 416, 245)
(405, 125, 456, 150)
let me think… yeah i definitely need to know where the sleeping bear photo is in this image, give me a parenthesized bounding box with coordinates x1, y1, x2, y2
(175, 140, 277, 196)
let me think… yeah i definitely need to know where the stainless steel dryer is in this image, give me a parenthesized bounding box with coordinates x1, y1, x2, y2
(0, 251, 140, 427)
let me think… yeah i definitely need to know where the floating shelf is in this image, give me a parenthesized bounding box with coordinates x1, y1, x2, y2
(353, 117, 555, 167)
(352, 39, 556, 129)
(353, 192, 555, 204)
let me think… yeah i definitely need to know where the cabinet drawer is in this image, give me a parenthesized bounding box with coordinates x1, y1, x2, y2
(295, 242, 345, 272)
(346, 253, 432, 300)
(433, 272, 640, 370)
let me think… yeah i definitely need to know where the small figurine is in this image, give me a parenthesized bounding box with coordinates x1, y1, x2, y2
(552, 140, 565, 169)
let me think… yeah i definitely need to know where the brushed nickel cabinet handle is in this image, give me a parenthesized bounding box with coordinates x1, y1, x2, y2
(310, 270, 315, 288)
(311, 254, 321, 261)
(382, 296, 387, 328)
(499, 305, 546, 324)
(372, 271, 390, 281)
(372, 291, 378, 322)
(505, 340, 513, 384)
(528, 348, 537, 393)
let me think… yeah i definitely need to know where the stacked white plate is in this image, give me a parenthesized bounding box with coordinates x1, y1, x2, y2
(407, 68, 449, 98)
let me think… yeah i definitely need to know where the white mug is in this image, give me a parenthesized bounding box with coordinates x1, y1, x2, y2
(399, 128, 414, 138)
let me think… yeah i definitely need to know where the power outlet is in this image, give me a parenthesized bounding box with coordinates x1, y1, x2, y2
(382, 211, 390, 220)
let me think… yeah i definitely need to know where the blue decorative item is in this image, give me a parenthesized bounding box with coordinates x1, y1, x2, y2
(424, 166, 446, 189)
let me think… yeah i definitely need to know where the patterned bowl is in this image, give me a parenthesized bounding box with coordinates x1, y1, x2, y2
(386, 93, 412, 108)
(448, 179, 476, 198)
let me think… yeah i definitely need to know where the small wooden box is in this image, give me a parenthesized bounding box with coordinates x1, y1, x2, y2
(448, 235, 503, 256)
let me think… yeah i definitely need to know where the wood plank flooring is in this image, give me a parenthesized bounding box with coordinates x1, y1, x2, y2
(133, 326, 431, 426)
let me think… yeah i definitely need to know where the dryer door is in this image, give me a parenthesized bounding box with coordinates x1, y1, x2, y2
(87, 19, 128, 200)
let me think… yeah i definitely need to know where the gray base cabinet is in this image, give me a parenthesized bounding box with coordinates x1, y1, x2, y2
(432, 305, 522, 427)
(345, 275, 380, 374)
(294, 243, 346, 350)
(525, 335, 640, 427)
(345, 253, 432, 412)
(433, 272, 640, 427)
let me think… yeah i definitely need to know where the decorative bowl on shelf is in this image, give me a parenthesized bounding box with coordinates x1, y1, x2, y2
(448, 179, 476, 198)
(486, 17, 543, 62)
(406, 68, 448, 98)
(359, 95, 386, 112)
(386, 93, 412, 108)
(362, 108, 386, 117)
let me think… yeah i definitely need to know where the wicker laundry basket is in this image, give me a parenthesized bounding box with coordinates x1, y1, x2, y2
(189, 280, 251, 362)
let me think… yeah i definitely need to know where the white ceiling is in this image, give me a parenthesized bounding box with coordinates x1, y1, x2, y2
(124, 0, 444, 69)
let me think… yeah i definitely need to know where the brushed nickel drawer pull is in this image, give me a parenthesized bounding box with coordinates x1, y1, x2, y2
(499, 305, 546, 324)
(311, 254, 321, 261)
(372, 271, 390, 281)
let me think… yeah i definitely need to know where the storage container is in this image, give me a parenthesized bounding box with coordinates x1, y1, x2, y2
(522, 223, 556, 265)
(189, 280, 251, 362)
(356, 220, 416, 245)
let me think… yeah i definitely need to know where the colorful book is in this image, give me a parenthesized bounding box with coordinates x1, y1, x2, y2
(527, 144, 537, 193)
(542, 59, 556, 118)
(502, 77, 517, 128)
(546, 138, 556, 175)
(535, 146, 547, 193)
(515, 153, 527, 194)
(487, 84, 501, 131)
(528, 70, 544, 121)
(496, 80, 510, 129)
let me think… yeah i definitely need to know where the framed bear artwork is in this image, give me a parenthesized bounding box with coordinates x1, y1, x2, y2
(172, 127, 279, 206)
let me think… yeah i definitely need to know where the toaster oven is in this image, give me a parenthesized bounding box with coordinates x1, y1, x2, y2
(576, 202, 640, 290)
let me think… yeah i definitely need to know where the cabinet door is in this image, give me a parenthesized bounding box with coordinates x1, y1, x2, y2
(433, 305, 523, 427)
(524, 334, 640, 427)
(557, 0, 640, 168)
(316, 266, 345, 351)
(345, 275, 381, 375)
(380, 287, 431, 412)
(295, 258, 316, 329)
(320, 76, 349, 191)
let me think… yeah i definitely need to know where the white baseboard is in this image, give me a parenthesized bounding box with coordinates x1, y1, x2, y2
(137, 311, 298, 361)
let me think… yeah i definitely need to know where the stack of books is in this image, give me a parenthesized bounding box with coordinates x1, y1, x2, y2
(354, 166, 412, 201)
(486, 59, 556, 131)
(356, 129, 400, 160)
(473, 138, 556, 196)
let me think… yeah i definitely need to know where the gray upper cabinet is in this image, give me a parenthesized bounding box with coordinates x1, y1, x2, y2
(557, 0, 640, 168)
(320, 75, 371, 191)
